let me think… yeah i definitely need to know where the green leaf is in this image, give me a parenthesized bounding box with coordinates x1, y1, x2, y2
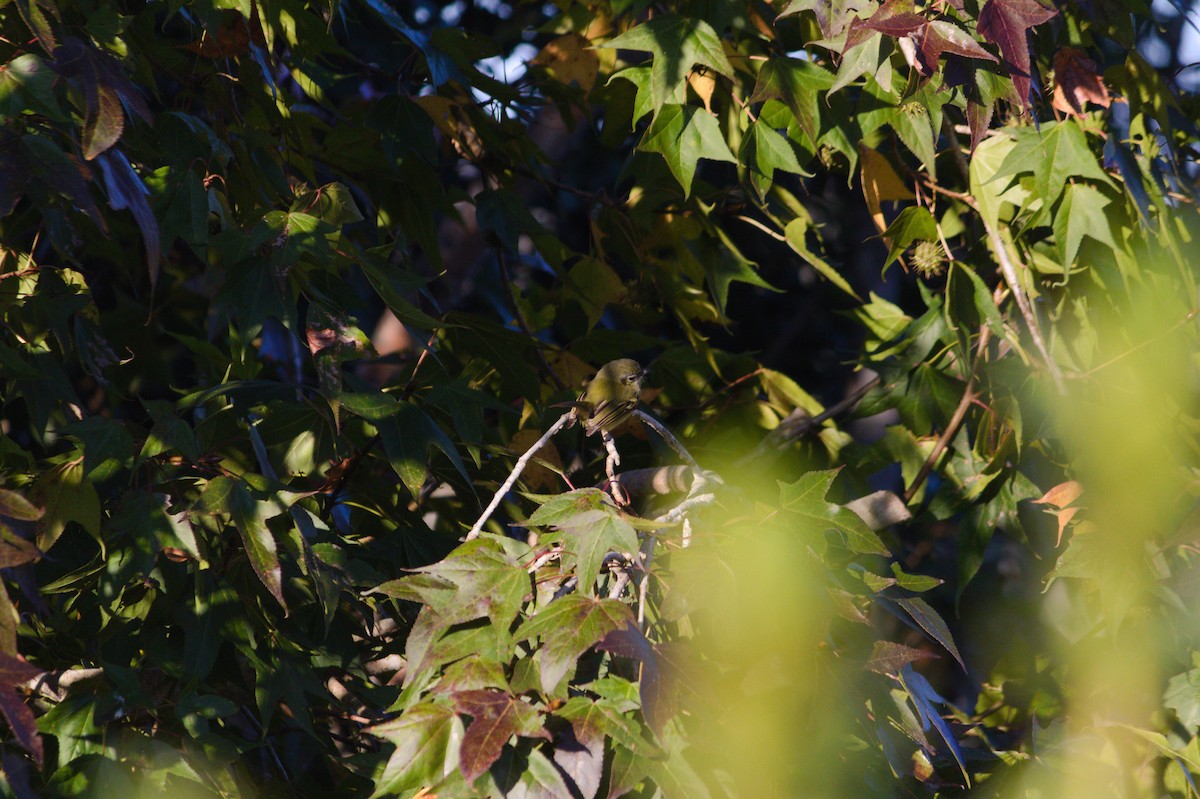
(968, 134, 1027, 229)
(639, 104, 736, 197)
(749, 58, 835, 143)
(830, 32, 883, 96)
(855, 292, 912, 340)
(530, 491, 639, 593)
(779, 470, 890, 556)
(517, 596, 636, 694)
(1165, 669, 1200, 733)
(784, 216, 860, 300)
(371, 703, 464, 798)
(701, 239, 779, 319)
(292, 182, 363, 225)
(379, 402, 471, 500)
(30, 461, 99, 552)
(996, 121, 1114, 207)
(600, 16, 734, 108)
(202, 476, 285, 610)
(562, 257, 627, 330)
(66, 416, 134, 477)
(379, 538, 530, 633)
(892, 596, 965, 669)
(881, 206, 938, 269)
(888, 103, 937, 176)
(1053, 183, 1116, 268)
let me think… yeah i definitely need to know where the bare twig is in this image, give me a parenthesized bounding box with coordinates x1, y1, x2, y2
(600, 431, 628, 505)
(525, 546, 562, 573)
(736, 374, 881, 468)
(903, 328, 991, 504)
(466, 413, 573, 539)
(634, 410, 702, 474)
(982, 222, 1066, 394)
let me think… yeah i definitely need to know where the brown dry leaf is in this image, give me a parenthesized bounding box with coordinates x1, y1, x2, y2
(509, 429, 563, 491)
(860, 145, 914, 237)
(532, 33, 599, 92)
(687, 70, 717, 113)
(1052, 48, 1110, 117)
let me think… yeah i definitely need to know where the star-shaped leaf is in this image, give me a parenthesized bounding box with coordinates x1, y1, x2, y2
(202, 476, 286, 611)
(1053, 183, 1115, 267)
(375, 538, 531, 634)
(996, 120, 1113, 207)
(516, 596, 635, 694)
(977, 0, 1057, 112)
(371, 703, 464, 798)
(749, 58, 835, 143)
(638, 104, 736, 197)
(1052, 47, 1111, 117)
(453, 689, 549, 782)
(779, 470, 890, 555)
(600, 16, 733, 108)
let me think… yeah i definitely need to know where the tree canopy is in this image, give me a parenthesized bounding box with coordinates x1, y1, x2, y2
(0, 0, 1198, 796)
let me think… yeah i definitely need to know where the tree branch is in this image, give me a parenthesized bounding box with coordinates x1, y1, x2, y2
(466, 412, 573, 539)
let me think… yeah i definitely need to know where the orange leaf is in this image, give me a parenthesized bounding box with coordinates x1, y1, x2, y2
(1033, 480, 1083, 508)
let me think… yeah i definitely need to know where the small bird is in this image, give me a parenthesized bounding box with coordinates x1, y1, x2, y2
(564, 358, 648, 437)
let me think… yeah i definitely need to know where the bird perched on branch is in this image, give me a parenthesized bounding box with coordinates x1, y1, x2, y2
(562, 358, 648, 436)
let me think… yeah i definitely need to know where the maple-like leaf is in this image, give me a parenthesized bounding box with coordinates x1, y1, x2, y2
(977, 0, 1057, 112)
(600, 16, 733, 108)
(849, 0, 995, 75)
(916, 20, 998, 74)
(453, 689, 549, 782)
(638, 104, 736, 198)
(1052, 47, 1111, 117)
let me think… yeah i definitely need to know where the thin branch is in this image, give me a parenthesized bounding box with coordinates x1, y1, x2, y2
(734, 214, 785, 241)
(903, 328, 991, 504)
(736, 374, 881, 468)
(634, 410, 702, 474)
(466, 412, 573, 539)
(983, 220, 1066, 394)
(600, 431, 628, 505)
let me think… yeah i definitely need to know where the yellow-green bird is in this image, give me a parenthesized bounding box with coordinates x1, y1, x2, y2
(565, 358, 648, 436)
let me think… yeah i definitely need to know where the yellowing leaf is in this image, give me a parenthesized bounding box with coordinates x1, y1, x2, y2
(860, 145, 914, 236)
(533, 33, 599, 92)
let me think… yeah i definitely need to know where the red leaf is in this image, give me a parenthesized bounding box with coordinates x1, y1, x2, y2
(849, 0, 996, 75)
(0, 691, 42, 768)
(916, 20, 998, 74)
(847, 0, 924, 50)
(1052, 48, 1111, 117)
(51, 37, 152, 160)
(977, 0, 1057, 111)
(0, 655, 45, 768)
(453, 689, 548, 782)
(967, 96, 995, 153)
(597, 626, 683, 738)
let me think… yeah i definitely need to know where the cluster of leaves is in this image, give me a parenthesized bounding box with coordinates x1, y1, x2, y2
(0, 0, 1199, 796)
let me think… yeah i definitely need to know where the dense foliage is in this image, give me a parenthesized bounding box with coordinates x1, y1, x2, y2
(0, 0, 1198, 796)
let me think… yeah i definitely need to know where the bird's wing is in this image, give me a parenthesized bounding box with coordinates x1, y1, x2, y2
(583, 397, 636, 436)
